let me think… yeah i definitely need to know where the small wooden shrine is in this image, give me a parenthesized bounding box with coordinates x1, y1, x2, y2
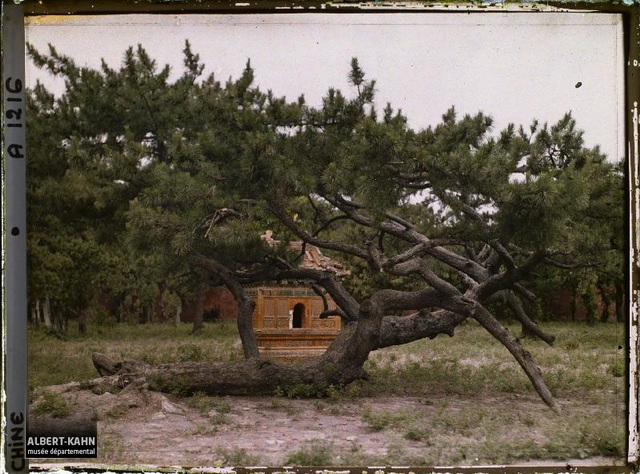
(250, 232, 348, 361)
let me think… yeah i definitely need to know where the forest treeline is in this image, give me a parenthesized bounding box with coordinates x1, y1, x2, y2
(26, 42, 625, 338)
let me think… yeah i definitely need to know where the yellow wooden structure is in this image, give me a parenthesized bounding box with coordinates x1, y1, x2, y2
(249, 286, 342, 361)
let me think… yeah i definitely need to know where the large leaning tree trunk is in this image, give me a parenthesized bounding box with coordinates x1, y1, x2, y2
(191, 282, 207, 335)
(87, 179, 565, 413)
(88, 155, 564, 413)
(193, 255, 259, 359)
(89, 245, 561, 412)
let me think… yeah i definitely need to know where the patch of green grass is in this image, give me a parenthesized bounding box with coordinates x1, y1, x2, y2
(104, 405, 130, 419)
(375, 442, 427, 466)
(209, 412, 230, 425)
(28, 319, 627, 465)
(403, 426, 430, 441)
(361, 406, 391, 431)
(262, 397, 302, 418)
(28, 321, 242, 388)
(364, 320, 624, 399)
(193, 423, 220, 436)
(212, 397, 232, 414)
(578, 417, 626, 458)
(97, 426, 127, 463)
(284, 439, 335, 466)
(281, 381, 317, 399)
(336, 440, 367, 466)
(324, 383, 362, 400)
(32, 390, 70, 418)
(175, 343, 206, 362)
(30, 319, 624, 399)
(215, 447, 260, 466)
(267, 396, 285, 409)
(361, 406, 423, 435)
(185, 392, 213, 413)
(413, 400, 627, 465)
(185, 392, 232, 415)
(609, 358, 625, 378)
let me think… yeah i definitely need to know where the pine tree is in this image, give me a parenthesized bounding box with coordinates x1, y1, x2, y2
(27, 46, 623, 410)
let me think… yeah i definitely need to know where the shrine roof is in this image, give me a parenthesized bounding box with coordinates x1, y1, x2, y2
(261, 230, 350, 278)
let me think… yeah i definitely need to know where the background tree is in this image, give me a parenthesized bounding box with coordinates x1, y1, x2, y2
(27, 41, 213, 331)
(26, 58, 134, 333)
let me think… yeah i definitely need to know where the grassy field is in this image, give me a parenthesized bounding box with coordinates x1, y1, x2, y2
(28, 319, 627, 465)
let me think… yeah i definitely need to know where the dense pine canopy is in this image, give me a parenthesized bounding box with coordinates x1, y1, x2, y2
(26, 42, 624, 408)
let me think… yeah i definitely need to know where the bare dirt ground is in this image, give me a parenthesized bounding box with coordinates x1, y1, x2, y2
(28, 386, 625, 471)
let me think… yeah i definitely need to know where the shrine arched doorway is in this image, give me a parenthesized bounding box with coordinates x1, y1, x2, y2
(292, 303, 306, 328)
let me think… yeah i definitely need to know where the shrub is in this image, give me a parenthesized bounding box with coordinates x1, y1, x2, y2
(285, 439, 334, 466)
(361, 406, 390, 431)
(176, 343, 205, 362)
(215, 447, 259, 466)
(33, 391, 70, 418)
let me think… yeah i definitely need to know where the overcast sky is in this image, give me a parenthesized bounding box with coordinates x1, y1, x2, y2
(25, 12, 624, 161)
